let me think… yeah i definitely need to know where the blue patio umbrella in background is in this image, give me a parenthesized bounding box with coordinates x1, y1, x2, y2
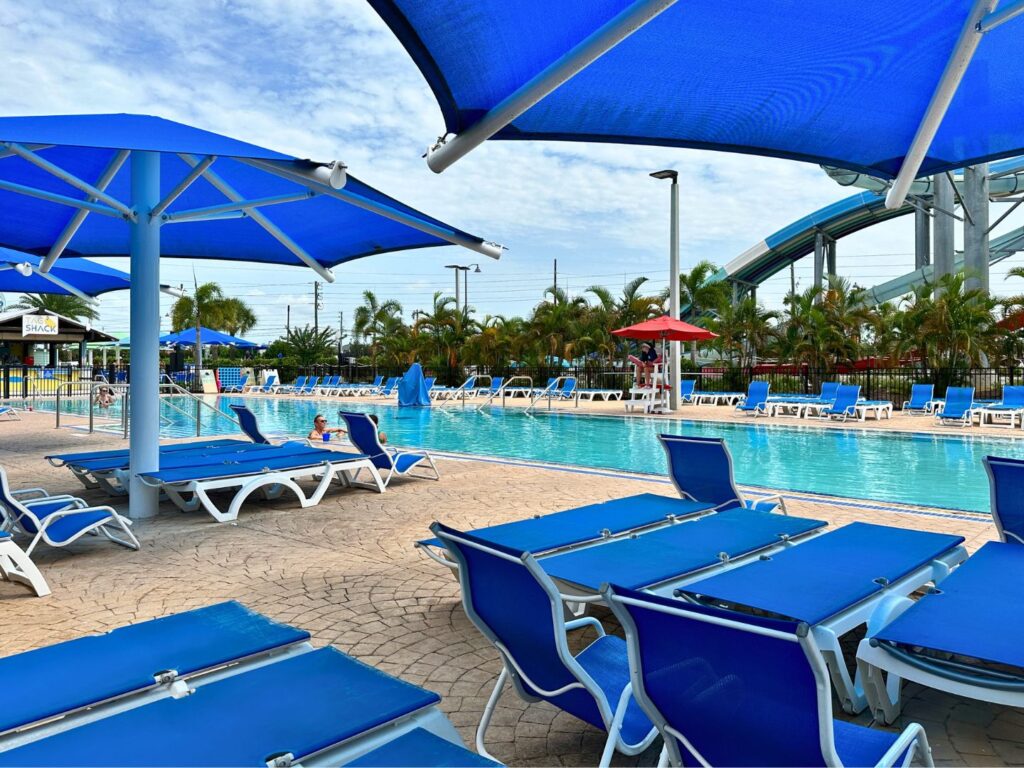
(159, 327, 259, 348)
(0, 113, 502, 520)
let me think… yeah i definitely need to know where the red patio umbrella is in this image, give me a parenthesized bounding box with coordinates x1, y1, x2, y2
(613, 316, 717, 410)
(611, 315, 717, 342)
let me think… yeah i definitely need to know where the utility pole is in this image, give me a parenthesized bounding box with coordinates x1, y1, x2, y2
(286, 305, 291, 334)
(553, 258, 558, 293)
(313, 282, 320, 334)
(790, 263, 796, 297)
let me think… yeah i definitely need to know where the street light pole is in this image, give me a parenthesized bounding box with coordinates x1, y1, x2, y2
(445, 264, 461, 309)
(651, 169, 680, 411)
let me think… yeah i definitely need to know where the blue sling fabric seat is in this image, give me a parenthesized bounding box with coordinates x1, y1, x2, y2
(873, 541, 1024, 672)
(0, 648, 441, 768)
(339, 411, 439, 487)
(46, 438, 246, 468)
(820, 384, 861, 422)
(984, 454, 1024, 544)
(659, 433, 786, 513)
(604, 585, 933, 767)
(903, 383, 935, 413)
(936, 386, 975, 426)
(72, 441, 284, 474)
(735, 380, 769, 415)
(0, 601, 309, 737)
(540, 508, 826, 592)
(229, 404, 273, 444)
(817, 381, 841, 402)
(347, 728, 500, 767)
(677, 522, 965, 626)
(432, 522, 658, 766)
(418, 493, 712, 553)
(677, 379, 696, 403)
(138, 444, 362, 484)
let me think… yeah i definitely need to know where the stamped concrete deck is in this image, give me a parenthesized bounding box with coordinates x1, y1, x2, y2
(1, 410, 1021, 766)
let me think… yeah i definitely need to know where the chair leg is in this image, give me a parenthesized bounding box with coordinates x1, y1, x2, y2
(0, 539, 50, 596)
(599, 682, 634, 767)
(99, 517, 141, 550)
(476, 666, 508, 762)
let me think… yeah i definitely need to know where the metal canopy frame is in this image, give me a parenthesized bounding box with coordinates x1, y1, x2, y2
(0, 136, 502, 520)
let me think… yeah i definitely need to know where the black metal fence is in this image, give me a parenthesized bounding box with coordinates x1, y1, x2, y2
(15, 362, 1021, 410)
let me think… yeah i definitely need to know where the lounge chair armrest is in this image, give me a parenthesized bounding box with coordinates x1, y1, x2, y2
(39, 505, 127, 525)
(416, 542, 459, 569)
(23, 495, 87, 509)
(757, 493, 788, 514)
(876, 722, 931, 768)
(564, 616, 606, 637)
(11, 487, 50, 499)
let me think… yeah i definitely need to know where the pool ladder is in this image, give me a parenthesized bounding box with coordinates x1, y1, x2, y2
(475, 376, 533, 411)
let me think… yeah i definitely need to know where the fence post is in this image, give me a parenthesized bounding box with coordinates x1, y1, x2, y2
(866, 367, 872, 401)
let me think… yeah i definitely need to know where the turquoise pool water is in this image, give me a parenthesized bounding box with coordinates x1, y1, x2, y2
(44, 395, 1021, 513)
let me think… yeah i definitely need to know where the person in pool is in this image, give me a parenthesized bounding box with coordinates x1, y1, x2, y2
(368, 414, 387, 445)
(309, 414, 346, 441)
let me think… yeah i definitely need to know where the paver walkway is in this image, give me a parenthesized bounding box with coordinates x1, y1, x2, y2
(0, 412, 1020, 765)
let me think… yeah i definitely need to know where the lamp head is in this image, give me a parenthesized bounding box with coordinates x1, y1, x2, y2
(473, 265, 482, 273)
(650, 169, 678, 181)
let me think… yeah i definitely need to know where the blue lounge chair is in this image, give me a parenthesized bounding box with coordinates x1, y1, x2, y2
(0, 531, 49, 597)
(983, 454, 1024, 544)
(297, 376, 320, 395)
(423, 376, 436, 393)
(0, 467, 139, 555)
(229, 404, 273, 444)
(857, 540, 1024, 722)
(674, 522, 965, 712)
(735, 380, 770, 415)
(817, 380, 841, 402)
(138, 443, 384, 522)
(677, 379, 696, 404)
(902, 383, 935, 414)
(977, 385, 1024, 428)
(255, 373, 279, 393)
(314, 375, 339, 395)
(418, 493, 715, 565)
(477, 376, 504, 397)
(276, 375, 306, 394)
(222, 374, 249, 393)
(378, 376, 400, 397)
(432, 522, 659, 766)
(0, 602, 491, 766)
(558, 377, 577, 400)
(0, 404, 20, 421)
(659, 433, 787, 513)
(819, 383, 861, 421)
(935, 386, 975, 426)
(338, 411, 439, 487)
(604, 584, 935, 767)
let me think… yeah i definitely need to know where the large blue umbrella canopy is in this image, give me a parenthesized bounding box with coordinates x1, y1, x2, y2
(371, 1, 1024, 187)
(160, 327, 258, 348)
(0, 114, 499, 270)
(0, 247, 130, 298)
(0, 113, 500, 521)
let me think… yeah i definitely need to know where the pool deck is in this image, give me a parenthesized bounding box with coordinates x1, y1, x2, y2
(2, 410, 1022, 766)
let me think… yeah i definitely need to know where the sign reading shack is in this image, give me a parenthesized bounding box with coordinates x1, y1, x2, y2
(22, 314, 58, 337)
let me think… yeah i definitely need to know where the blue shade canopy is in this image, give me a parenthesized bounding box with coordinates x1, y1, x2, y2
(0, 114, 497, 272)
(371, 1, 1024, 178)
(160, 327, 258, 348)
(0, 247, 130, 297)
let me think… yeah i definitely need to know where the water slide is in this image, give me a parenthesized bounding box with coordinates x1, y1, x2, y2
(714, 158, 1024, 303)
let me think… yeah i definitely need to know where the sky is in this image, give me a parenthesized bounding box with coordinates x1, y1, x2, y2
(1, 0, 1022, 343)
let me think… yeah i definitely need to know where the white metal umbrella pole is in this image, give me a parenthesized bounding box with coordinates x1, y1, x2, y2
(127, 150, 162, 519)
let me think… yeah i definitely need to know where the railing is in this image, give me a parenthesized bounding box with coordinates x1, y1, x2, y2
(438, 375, 491, 409)
(526, 376, 576, 413)
(475, 375, 533, 411)
(159, 375, 240, 437)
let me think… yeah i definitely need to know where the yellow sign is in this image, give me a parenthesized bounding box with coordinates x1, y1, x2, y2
(22, 315, 59, 337)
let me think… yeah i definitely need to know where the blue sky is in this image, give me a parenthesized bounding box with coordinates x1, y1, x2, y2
(1, 0, 1022, 343)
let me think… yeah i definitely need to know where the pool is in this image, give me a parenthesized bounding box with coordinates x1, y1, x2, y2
(43, 395, 1021, 513)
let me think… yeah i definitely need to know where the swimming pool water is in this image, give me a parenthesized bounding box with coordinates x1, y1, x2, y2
(45, 395, 1021, 513)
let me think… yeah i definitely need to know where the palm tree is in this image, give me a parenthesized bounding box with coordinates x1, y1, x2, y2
(353, 290, 403, 369)
(284, 325, 338, 366)
(529, 286, 590, 365)
(170, 282, 227, 332)
(219, 298, 257, 337)
(674, 261, 730, 363)
(13, 293, 98, 322)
